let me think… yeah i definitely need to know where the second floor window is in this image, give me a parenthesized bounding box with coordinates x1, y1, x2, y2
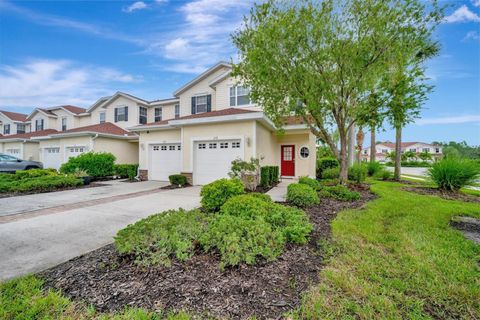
(99, 112, 106, 124)
(381, 149, 388, 153)
(155, 107, 162, 122)
(191, 94, 211, 114)
(139, 106, 147, 124)
(409, 148, 416, 152)
(422, 148, 430, 153)
(16, 124, 25, 134)
(114, 106, 128, 122)
(174, 104, 180, 118)
(230, 86, 251, 106)
(62, 117, 67, 131)
(3, 124, 10, 134)
(435, 147, 440, 153)
(35, 119, 44, 131)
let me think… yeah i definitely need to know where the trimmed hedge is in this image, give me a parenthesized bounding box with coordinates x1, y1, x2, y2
(169, 174, 188, 187)
(200, 178, 245, 211)
(260, 166, 279, 187)
(299, 176, 321, 190)
(114, 164, 138, 180)
(318, 185, 360, 201)
(317, 157, 339, 178)
(348, 163, 367, 184)
(0, 173, 82, 193)
(60, 152, 116, 178)
(321, 167, 340, 179)
(286, 183, 320, 207)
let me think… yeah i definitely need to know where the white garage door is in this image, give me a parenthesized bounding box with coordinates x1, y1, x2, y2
(5, 148, 21, 157)
(43, 148, 61, 170)
(149, 144, 182, 181)
(66, 146, 87, 160)
(194, 139, 243, 185)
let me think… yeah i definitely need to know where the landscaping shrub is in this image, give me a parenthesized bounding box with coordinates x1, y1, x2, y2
(270, 166, 280, 183)
(286, 183, 320, 207)
(200, 178, 245, 212)
(318, 185, 361, 201)
(248, 192, 272, 202)
(60, 152, 116, 178)
(428, 158, 480, 191)
(114, 164, 138, 180)
(299, 176, 321, 190)
(169, 174, 188, 187)
(260, 166, 279, 187)
(114, 209, 209, 266)
(366, 162, 383, 177)
(0, 175, 82, 193)
(348, 163, 367, 183)
(14, 168, 57, 179)
(374, 168, 392, 180)
(317, 157, 339, 178)
(321, 167, 340, 180)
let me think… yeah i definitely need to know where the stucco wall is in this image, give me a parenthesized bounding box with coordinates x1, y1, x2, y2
(138, 129, 182, 170)
(256, 122, 278, 167)
(147, 102, 177, 123)
(275, 130, 316, 178)
(93, 137, 139, 164)
(31, 112, 56, 132)
(23, 142, 40, 161)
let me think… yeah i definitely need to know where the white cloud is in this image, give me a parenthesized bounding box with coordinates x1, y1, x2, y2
(0, 59, 141, 108)
(444, 5, 480, 23)
(155, 0, 168, 3)
(472, 0, 480, 8)
(416, 115, 480, 125)
(123, 1, 148, 13)
(463, 30, 480, 42)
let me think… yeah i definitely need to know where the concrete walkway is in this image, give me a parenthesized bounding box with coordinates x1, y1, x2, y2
(266, 179, 297, 202)
(0, 186, 201, 281)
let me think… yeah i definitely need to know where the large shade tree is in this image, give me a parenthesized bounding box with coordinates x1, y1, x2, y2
(232, 0, 442, 183)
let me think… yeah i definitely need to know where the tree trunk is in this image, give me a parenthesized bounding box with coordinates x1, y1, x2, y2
(347, 125, 355, 167)
(394, 126, 402, 181)
(356, 127, 364, 163)
(370, 125, 376, 163)
(339, 129, 348, 184)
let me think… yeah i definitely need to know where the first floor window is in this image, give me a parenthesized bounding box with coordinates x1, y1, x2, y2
(99, 112, 106, 123)
(230, 85, 251, 106)
(3, 124, 10, 134)
(435, 148, 440, 153)
(232, 141, 240, 148)
(139, 106, 147, 124)
(300, 147, 310, 158)
(35, 119, 44, 131)
(114, 106, 128, 122)
(155, 107, 162, 122)
(381, 149, 388, 153)
(16, 124, 25, 134)
(422, 148, 430, 153)
(174, 104, 180, 118)
(61, 117, 67, 131)
(409, 148, 416, 152)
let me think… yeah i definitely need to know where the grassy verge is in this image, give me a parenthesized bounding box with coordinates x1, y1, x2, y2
(293, 180, 480, 319)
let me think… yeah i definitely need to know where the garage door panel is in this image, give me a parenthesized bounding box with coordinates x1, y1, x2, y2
(149, 144, 181, 181)
(43, 148, 61, 170)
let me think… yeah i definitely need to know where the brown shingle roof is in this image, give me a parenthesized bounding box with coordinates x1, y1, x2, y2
(61, 105, 87, 114)
(0, 110, 28, 122)
(39, 108, 57, 116)
(56, 122, 135, 136)
(283, 115, 314, 125)
(0, 129, 58, 140)
(380, 142, 419, 148)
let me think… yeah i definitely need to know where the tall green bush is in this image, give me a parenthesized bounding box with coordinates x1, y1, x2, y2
(348, 163, 368, 184)
(367, 162, 383, 177)
(428, 158, 479, 191)
(114, 164, 138, 180)
(200, 178, 245, 211)
(260, 166, 279, 187)
(317, 157, 339, 178)
(60, 152, 116, 178)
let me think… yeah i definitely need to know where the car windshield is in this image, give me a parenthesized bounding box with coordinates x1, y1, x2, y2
(0, 154, 19, 161)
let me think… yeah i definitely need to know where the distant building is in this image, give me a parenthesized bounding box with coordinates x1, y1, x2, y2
(361, 142, 442, 162)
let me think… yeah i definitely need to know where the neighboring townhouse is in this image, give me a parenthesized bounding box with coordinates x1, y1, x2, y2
(0, 129, 58, 160)
(130, 62, 317, 185)
(0, 110, 30, 136)
(361, 141, 443, 162)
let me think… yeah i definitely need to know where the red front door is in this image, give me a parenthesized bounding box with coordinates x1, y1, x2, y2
(281, 145, 295, 176)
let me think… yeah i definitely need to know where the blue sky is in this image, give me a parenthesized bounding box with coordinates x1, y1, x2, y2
(0, 0, 479, 145)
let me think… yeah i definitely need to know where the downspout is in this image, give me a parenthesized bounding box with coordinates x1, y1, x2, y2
(91, 134, 99, 152)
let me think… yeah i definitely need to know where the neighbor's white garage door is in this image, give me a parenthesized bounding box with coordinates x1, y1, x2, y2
(149, 144, 182, 181)
(194, 139, 242, 185)
(66, 146, 87, 160)
(43, 147, 61, 170)
(4, 148, 21, 157)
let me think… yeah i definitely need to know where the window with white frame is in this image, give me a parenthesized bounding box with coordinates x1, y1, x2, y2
(209, 143, 217, 149)
(409, 148, 416, 152)
(161, 145, 167, 151)
(220, 142, 228, 149)
(232, 141, 240, 148)
(114, 106, 128, 122)
(99, 112, 106, 123)
(435, 147, 440, 153)
(16, 124, 25, 134)
(139, 106, 147, 124)
(230, 85, 251, 106)
(174, 104, 180, 118)
(381, 149, 388, 153)
(169, 145, 176, 151)
(198, 143, 206, 149)
(195, 95, 208, 113)
(35, 119, 44, 131)
(3, 124, 10, 134)
(155, 107, 162, 122)
(422, 148, 430, 153)
(61, 117, 67, 131)
(300, 147, 310, 158)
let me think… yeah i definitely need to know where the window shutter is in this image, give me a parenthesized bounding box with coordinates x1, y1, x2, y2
(191, 96, 196, 114)
(124, 107, 128, 121)
(207, 94, 212, 112)
(114, 108, 118, 122)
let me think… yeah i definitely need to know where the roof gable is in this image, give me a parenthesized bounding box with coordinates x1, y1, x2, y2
(0, 110, 29, 122)
(87, 92, 148, 112)
(173, 61, 232, 96)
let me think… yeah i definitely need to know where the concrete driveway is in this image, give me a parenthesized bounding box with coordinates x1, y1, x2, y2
(0, 181, 201, 281)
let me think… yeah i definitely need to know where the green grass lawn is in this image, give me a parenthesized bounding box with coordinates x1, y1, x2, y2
(1, 180, 479, 319)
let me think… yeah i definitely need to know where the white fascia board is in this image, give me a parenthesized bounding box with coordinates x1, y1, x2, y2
(42, 132, 137, 140)
(283, 124, 310, 130)
(149, 98, 180, 106)
(173, 61, 232, 96)
(128, 124, 172, 132)
(27, 108, 58, 120)
(0, 138, 30, 143)
(168, 112, 264, 127)
(208, 70, 231, 88)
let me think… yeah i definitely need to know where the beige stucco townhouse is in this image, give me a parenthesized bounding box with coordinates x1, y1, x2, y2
(130, 62, 317, 185)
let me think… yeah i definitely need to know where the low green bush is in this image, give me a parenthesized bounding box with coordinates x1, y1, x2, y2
(428, 158, 479, 191)
(14, 168, 57, 179)
(317, 157, 339, 178)
(248, 192, 272, 202)
(260, 166, 279, 187)
(114, 164, 138, 180)
(114, 209, 209, 266)
(200, 178, 245, 212)
(366, 162, 383, 177)
(321, 167, 340, 180)
(287, 183, 320, 207)
(60, 152, 116, 178)
(169, 174, 188, 186)
(299, 176, 321, 190)
(0, 175, 82, 193)
(348, 163, 368, 184)
(318, 185, 361, 201)
(374, 168, 392, 180)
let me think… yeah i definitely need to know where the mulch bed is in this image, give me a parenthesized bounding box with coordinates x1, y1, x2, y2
(403, 186, 480, 203)
(246, 181, 279, 194)
(160, 184, 192, 190)
(39, 188, 376, 319)
(0, 182, 105, 199)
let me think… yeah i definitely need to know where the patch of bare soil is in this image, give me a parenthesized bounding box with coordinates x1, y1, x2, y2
(0, 182, 105, 199)
(450, 216, 480, 244)
(403, 186, 480, 203)
(39, 189, 375, 319)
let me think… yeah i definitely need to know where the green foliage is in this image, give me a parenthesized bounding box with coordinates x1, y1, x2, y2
(114, 164, 139, 180)
(114, 209, 209, 266)
(14, 168, 57, 179)
(428, 158, 479, 191)
(317, 145, 334, 158)
(348, 163, 368, 183)
(229, 157, 260, 178)
(317, 157, 339, 179)
(0, 171, 82, 194)
(435, 141, 480, 159)
(299, 176, 321, 190)
(200, 178, 245, 212)
(60, 152, 116, 178)
(321, 167, 340, 180)
(248, 192, 272, 202)
(366, 162, 383, 177)
(286, 183, 320, 207)
(168, 174, 188, 187)
(260, 166, 279, 187)
(318, 185, 361, 201)
(418, 151, 432, 161)
(374, 168, 392, 180)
